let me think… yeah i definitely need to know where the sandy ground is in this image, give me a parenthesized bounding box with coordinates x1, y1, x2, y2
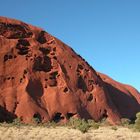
(0, 125, 140, 140)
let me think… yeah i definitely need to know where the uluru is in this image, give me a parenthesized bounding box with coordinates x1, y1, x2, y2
(0, 16, 140, 125)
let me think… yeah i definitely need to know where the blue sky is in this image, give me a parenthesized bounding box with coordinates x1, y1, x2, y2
(0, 0, 140, 91)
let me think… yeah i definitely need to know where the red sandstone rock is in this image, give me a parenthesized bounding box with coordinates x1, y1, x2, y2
(0, 16, 139, 124)
(99, 73, 140, 120)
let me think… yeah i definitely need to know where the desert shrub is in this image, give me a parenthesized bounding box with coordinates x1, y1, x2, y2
(67, 118, 99, 133)
(121, 118, 131, 126)
(32, 115, 40, 124)
(46, 121, 58, 128)
(100, 117, 107, 123)
(32, 117, 41, 124)
(87, 119, 99, 129)
(99, 118, 111, 126)
(77, 122, 89, 133)
(32, 113, 42, 124)
(134, 112, 140, 131)
(12, 118, 22, 126)
(69, 118, 89, 133)
(111, 126, 117, 131)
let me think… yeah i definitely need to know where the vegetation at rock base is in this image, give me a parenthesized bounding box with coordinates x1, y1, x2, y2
(111, 126, 118, 131)
(134, 112, 140, 131)
(32, 117, 41, 124)
(66, 118, 99, 133)
(1, 112, 140, 133)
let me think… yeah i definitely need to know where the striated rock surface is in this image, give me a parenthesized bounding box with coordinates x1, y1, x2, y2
(0, 16, 139, 124)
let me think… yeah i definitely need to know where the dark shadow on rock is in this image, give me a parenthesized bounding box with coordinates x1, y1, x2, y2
(26, 79, 49, 115)
(26, 79, 44, 99)
(77, 76, 87, 92)
(0, 106, 16, 123)
(78, 107, 92, 120)
(105, 82, 140, 120)
(37, 31, 46, 44)
(0, 22, 33, 39)
(52, 112, 65, 123)
(60, 64, 70, 80)
(33, 56, 52, 72)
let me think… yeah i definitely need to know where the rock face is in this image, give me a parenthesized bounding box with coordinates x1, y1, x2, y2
(0, 16, 140, 124)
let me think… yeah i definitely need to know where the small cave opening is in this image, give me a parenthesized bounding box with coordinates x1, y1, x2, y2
(101, 110, 108, 120)
(77, 76, 87, 92)
(88, 79, 94, 85)
(87, 94, 93, 101)
(52, 113, 64, 123)
(66, 113, 75, 120)
(50, 52, 55, 56)
(46, 71, 58, 87)
(50, 71, 58, 79)
(16, 45, 29, 55)
(45, 78, 48, 81)
(33, 113, 41, 123)
(63, 87, 69, 93)
(37, 31, 46, 44)
(77, 64, 84, 70)
(33, 56, 52, 72)
(53, 56, 57, 60)
(23, 69, 28, 75)
(20, 78, 23, 83)
(39, 47, 50, 55)
(17, 39, 30, 46)
(7, 54, 12, 59)
(7, 77, 11, 80)
(16, 39, 30, 55)
(4, 54, 13, 62)
(53, 47, 56, 52)
(11, 77, 14, 80)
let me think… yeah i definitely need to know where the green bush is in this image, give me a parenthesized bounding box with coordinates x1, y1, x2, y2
(12, 118, 22, 126)
(32, 117, 41, 124)
(99, 118, 111, 126)
(46, 121, 58, 128)
(69, 118, 89, 133)
(111, 126, 117, 131)
(87, 119, 99, 129)
(134, 112, 140, 131)
(67, 118, 99, 133)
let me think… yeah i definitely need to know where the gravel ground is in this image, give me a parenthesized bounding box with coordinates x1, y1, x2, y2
(0, 125, 140, 140)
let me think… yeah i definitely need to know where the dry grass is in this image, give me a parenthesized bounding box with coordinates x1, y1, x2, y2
(0, 124, 140, 140)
